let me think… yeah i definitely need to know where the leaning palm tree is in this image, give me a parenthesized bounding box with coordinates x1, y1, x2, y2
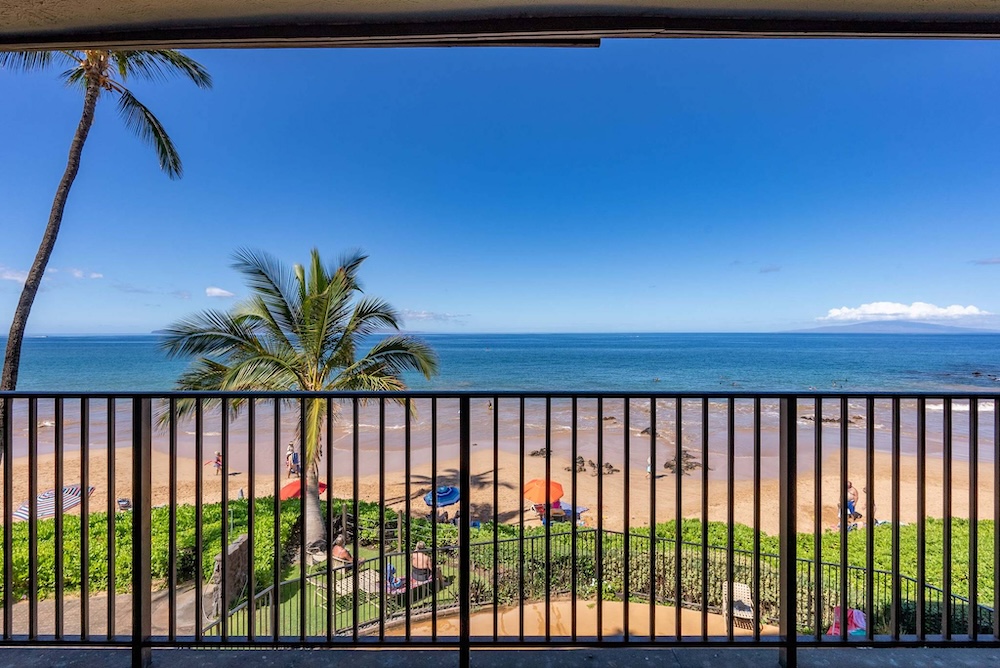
(0, 50, 212, 462)
(161, 248, 439, 550)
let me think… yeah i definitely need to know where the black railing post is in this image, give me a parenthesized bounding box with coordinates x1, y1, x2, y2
(132, 398, 152, 667)
(459, 396, 471, 668)
(779, 397, 797, 668)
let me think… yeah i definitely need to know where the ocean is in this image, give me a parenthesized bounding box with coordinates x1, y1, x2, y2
(8, 332, 1000, 393)
(4, 333, 1000, 476)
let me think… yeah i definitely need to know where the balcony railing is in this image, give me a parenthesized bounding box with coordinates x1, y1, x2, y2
(1, 391, 999, 667)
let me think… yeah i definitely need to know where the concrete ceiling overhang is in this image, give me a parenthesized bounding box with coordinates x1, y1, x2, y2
(3, 1, 1000, 49)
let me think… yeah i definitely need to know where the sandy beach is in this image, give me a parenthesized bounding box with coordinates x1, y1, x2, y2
(3, 442, 992, 538)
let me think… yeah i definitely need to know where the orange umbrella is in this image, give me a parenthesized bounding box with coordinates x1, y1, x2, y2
(279, 479, 328, 500)
(522, 479, 563, 504)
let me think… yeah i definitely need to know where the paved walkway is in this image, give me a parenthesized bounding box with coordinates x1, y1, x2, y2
(1, 647, 998, 668)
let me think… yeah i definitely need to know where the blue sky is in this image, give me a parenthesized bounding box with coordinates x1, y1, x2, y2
(2, 39, 1000, 334)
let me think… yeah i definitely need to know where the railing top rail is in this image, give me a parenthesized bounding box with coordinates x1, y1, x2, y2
(4, 390, 1000, 399)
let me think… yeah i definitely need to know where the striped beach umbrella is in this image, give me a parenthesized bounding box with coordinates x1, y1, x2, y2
(13, 484, 95, 521)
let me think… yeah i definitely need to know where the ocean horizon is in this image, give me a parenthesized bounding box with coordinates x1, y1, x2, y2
(4, 332, 1000, 394)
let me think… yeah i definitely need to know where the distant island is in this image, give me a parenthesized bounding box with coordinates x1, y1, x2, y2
(790, 321, 1000, 335)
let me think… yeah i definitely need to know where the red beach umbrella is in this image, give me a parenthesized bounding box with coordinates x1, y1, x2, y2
(279, 479, 328, 500)
(522, 479, 563, 505)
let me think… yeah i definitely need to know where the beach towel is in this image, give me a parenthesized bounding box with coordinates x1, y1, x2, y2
(827, 607, 866, 636)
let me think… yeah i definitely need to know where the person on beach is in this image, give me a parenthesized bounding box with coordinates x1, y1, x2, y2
(646, 456, 651, 479)
(846, 481, 859, 518)
(213, 451, 222, 475)
(285, 442, 294, 476)
(411, 541, 444, 589)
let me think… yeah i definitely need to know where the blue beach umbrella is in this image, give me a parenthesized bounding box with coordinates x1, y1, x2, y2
(423, 485, 460, 508)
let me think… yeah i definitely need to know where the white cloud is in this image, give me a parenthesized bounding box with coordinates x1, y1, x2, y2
(66, 268, 102, 279)
(0, 266, 28, 283)
(206, 286, 235, 298)
(819, 301, 990, 322)
(403, 309, 467, 322)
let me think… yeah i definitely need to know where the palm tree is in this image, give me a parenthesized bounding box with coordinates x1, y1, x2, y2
(161, 248, 439, 550)
(0, 50, 212, 462)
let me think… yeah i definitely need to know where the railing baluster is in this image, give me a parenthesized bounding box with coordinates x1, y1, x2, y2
(194, 398, 204, 642)
(459, 395, 471, 668)
(492, 396, 500, 643)
(54, 397, 64, 640)
(571, 396, 578, 642)
(299, 397, 307, 643)
(221, 397, 230, 644)
(943, 397, 953, 640)
(106, 398, 115, 640)
(596, 397, 604, 642)
(167, 397, 177, 642)
(2, 396, 11, 640)
(674, 397, 682, 641)
(778, 396, 797, 668)
(916, 397, 926, 640)
(80, 398, 89, 640)
(753, 397, 761, 642)
(994, 396, 999, 642)
(272, 399, 281, 643)
(891, 397, 901, 640)
(430, 397, 438, 641)
(131, 398, 152, 668)
(700, 398, 708, 641)
(813, 397, 823, 641)
(404, 397, 412, 641)
(865, 396, 875, 641)
(969, 397, 978, 641)
(839, 395, 848, 641)
(726, 398, 735, 641)
(647, 397, 656, 642)
(28, 397, 37, 640)
(377, 397, 386, 642)
(247, 399, 256, 643)
(623, 398, 630, 642)
(544, 396, 552, 642)
(518, 396, 525, 642)
(351, 399, 359, 642)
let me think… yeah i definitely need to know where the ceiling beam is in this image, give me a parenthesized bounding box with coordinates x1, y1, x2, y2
(4, 14, 1000, 50)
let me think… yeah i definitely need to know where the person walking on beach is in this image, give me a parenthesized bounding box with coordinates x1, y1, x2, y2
(213, 451, 222, 476)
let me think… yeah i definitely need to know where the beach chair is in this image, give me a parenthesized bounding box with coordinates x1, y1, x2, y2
(533, 503, 568, 525)
(722, 581, 755, 630)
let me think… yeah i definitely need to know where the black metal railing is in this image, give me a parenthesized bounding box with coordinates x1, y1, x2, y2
(2, 391, 1000, 667)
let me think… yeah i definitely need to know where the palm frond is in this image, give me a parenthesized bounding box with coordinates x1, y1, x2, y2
(332, 335, 439, 386)
(60, 66, 89, 90)
(0, 51, 54, 72)
(116, 88, 183, 178)
(113, 50, 212, 88)
(159, 309, 266, 359)
(231, 248, 302, 339)
(341, 296, 401, 338)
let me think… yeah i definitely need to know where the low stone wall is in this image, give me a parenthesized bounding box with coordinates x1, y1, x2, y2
(209, 534, 249, 620)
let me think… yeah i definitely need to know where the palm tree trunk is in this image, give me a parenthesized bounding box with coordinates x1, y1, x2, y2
(0, 75, 101, 464)
(303, 460, 327, 550)
(302, 398, 327, 549)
